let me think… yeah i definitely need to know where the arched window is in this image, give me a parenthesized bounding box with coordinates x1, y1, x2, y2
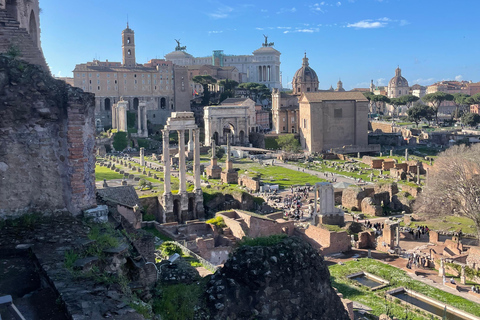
(128, 49, 131, 56)
(127, 37, 131, 44)
(104, 98, 111, 111)
(133, 97, 139, 110)
(160, 97, 166, 109)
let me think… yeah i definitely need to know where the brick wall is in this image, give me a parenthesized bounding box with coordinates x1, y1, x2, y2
(0, 56, 95, 218)
(299, 225, 351, 255)
(238, 175, 260, 192)
(370, 121, 394, 133)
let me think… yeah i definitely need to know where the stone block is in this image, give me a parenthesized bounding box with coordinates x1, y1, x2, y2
(361, 197, 383, 216)
(84, 205, 109, 223)
(341, 187, 366, 211)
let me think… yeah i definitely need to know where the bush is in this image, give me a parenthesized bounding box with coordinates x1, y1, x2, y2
(206, 216, 226, 228)
(159, 242, 182, 258)
(153, 283, 202, 320)
(143, 214, 155, 221)
(112, 132, 128, 151)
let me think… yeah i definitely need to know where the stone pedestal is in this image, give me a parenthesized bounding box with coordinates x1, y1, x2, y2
(206, 158, 222, 179)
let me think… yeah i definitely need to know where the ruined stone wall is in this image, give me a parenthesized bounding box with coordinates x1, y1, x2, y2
(238, 175, 260, 192)
(0, 56, 96, 218)
(370, 121, 394, 133)
(299, 225, 351, 255)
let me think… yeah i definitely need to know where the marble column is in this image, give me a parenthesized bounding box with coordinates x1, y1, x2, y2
(188, 129, 194, 152)
(162, 130, 171, 194)
(178, 130, 187, 193)
(137, 107, 142, 134)
(194, 128, 201, 191)
(143, 106, 147, 136)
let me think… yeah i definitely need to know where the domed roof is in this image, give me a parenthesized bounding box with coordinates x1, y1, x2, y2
(293, 53, 318, 82)
(389, 67, 408, 87)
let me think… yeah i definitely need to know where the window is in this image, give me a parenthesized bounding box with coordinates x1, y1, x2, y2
(97, 80, 100, 85)
(114, 80, 117, 84)
(107, 74, 110, 78)
(124, 80, 127, 84)
(303, 119, 307, 129)
(123, 74, 127, 78)
(399, 90, 401, 95)
(307, 87, 310, 92)
(127, 37, 131, 44)
(88, 73, 92, 77)
(97, 86, 100, 90)
(334, 108, 343, 118)
(114, 74, 117, 78)
(82, 73, 85, 77)
(134, 80, 137, 84)
(128, 49, 131, 56)
(96, 73, 99, 78)
(142, 74, 144, 78)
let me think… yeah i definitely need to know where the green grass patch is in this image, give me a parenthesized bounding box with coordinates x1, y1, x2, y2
(95, 165, 124, 181)
(153, 281, 206, 320)
(143, 226, 172, 242)
(321, 224, 344, 232)
(329, 258, 480, 318)
(237, 234, 287, 247)
(410, 216, 477, 235)
(206, 216, 226, 228)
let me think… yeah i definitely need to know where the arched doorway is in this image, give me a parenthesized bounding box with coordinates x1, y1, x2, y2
(223, 123, 235, 145)
(239, 130, 245, 145)
(173, 199, 181, 222)
(133, 97, 139, 111)
(104, 98, 111, 111)
(28, 10, 38, 47)
(160, 97, 166, 109)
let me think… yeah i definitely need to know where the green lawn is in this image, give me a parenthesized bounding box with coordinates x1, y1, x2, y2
(95, 165, 124, 181)
(329, 258, 480, 319)
(409, 216, 477, 235)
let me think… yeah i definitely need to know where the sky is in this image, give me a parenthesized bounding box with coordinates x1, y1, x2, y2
(40, 0, 480, 90)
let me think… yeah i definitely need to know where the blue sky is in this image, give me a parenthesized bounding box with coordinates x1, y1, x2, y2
(40, 0, 480, 90)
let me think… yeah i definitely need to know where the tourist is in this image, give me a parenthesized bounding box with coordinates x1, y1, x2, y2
(450, 277, 455, 284)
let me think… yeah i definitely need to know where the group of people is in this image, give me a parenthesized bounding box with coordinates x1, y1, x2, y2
(406, 253, 429, 269)
(471, 285, 480, 294)
(363, 220, 384, 230)
(408, 225, 430, 239)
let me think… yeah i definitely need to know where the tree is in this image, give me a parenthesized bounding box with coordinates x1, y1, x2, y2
(193, 75, 217, 106)
(112, 131, 128, 151)
(389, 98, 404, 118)
(452, 93, 470, 119)
(208, 146, 225, 160)
(407, 103, 430, 127)
(422, 92, 454, 124)
(414, 144, 480, 239)
(237, 82, 270, 104)
(363, 92, 375, 114)
(462, 112, 480, 127)
(277, 134, 301, 153)
(399, 94, 420, 109)
(218, 79, 239, 102)
(370, 95, 390, 114)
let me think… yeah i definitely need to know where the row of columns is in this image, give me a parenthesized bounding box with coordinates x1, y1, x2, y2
(161, 128, 201, 195)
(258, 65, 272, 82)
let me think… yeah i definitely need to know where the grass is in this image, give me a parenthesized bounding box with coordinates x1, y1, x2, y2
(409, 215, 477, 235)
(205, 216, 226, 228)
(237, 234, 287, 247)
(95, 165, 124, 181)
(329, 258, 480, 319)
(321, 224, 344, 232)
(143, 226, 172, 242)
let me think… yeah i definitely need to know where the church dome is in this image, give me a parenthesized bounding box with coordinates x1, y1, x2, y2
(292, 53, 319, 95)
(293, 53, 318, 82)
(388, 67, 408, 88)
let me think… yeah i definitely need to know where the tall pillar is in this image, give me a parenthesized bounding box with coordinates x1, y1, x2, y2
(140, 147, 145, 167)
(178, 130, 187, 193)
(194, 129, 201, 191)
(188, 129, 194, 152)
(162, 130, 171, 194)
(405, 148, 409, 161)
(137, 107, 142, 134)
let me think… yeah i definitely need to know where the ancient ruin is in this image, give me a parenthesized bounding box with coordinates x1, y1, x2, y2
(220, 134, 238, 184)
(161, 112, 204, 223)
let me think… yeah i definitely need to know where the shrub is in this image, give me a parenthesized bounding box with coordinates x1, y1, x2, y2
(159, 242, 182, 258)
(143, 214, 155, 221)
(153, 283, 202, 320)
(206, 216, 226, 228)
(238, 234, 287, 247)
(112, 131, 128, 151)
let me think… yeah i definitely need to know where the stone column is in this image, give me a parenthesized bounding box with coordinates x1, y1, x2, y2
(178, 130, 187, 193)
(461, 265, 466, 285)
(188, 129, 194, 152)
(194, 129, 201, 191)
(390, 149, 393, 157)
(143, 106, 147, 137)
(162, 130, 171, 194)
(439, 259, 445, 277)
(395, 226, 400, 247)
(137, 107, 142, 134)
(140, 147, 145, 167)
(405, 148, 409, 161)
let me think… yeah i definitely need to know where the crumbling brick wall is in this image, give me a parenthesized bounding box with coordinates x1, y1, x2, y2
(0, 56, 96, 218)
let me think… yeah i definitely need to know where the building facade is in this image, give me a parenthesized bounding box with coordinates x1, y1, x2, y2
(73, 25, 191, 130)
(299, 92, 369, 153)
(272, 54, 319, 134)
(204, 98, 256, 146)
(387, 67, 409, 99)
(165, 37, 282, 90)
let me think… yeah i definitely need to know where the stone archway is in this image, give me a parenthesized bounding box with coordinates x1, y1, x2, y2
(239, 130, 245, 145)
(28, 9, 38, 47)
(223, 123, 235, 145)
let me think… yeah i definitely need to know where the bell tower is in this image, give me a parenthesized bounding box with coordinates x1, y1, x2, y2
(122, 23, 136, 67)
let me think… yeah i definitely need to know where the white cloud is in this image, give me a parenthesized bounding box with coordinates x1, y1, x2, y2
(455, 75, 463, 81)
(277, 26, 291, 30)
(256, 27, 264, 30)
(260, 9, 268, 13)
(207, 5, 233, 19)
(336, 1, 342, 6)
(56, 71, 62, 77)
(347, 20, 386, 29)
(378, 17, 390, 22)
(377, 78, 386, 86)
(284, 28, 319, 34)
(208, 30, 223, 34)
(311, 3, 325, 13)
(399, 20, 410, 26)
(277, 7, 296, 14)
